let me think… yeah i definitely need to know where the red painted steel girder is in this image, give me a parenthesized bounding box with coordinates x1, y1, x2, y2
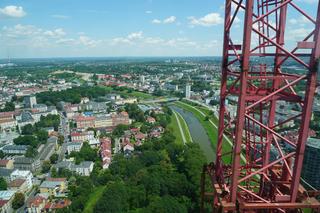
(201, 0, 320, 212)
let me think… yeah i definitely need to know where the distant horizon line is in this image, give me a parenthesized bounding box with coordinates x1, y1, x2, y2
(0, 55, 222, 61)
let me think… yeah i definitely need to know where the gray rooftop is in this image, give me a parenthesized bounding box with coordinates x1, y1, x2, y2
(3, 145, 28, 150)
(307, 138, 320, 149)
(0, 168, 14, 177)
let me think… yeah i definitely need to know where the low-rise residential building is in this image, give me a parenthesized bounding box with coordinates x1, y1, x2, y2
(74, 116, 95, 129)
(134, 132, 147, 142)
(44, 199, 71, 211)
(100, 137, 112, 169)
(27, 195, 46, 213)
(55, 160, 94, 176)
(0, 168, 14, 182)
(112, 111, 131, 126)
(94, 115, 113, 128)
(0, 190, 15, 213)
(149, 126, 164, 138)
(39, 178, 67, 197)
(67, 142, 83, 153)
(82, 101, 107, 112)
(146, 116, 156, 124)
(2, 145, 28, 155)
(72, 161, 94, 176)
(0, 190, 15, 201)
(0, 118, 16, 131)
(71, 130, 95, 142)
(10, 169, 33, 190)
(8, 179, 29, 193)
(122, 141, 134, 157)
(13, 157, 41, 172)
(0, 160, 14, 169)
(0, 199, 12, 213)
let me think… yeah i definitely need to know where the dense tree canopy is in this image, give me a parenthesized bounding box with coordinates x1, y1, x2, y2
(0, 101, 15, 112)
(12, 193, 25, 209)
(36, 86, 112, 105)
(58, 127, 206, 213)
(125, 103, 145, 122)
(0, 177, 7, 190)
(36, 114, 60, 131)
(14, 135, 38, 148)
(69, 142, 99, 164)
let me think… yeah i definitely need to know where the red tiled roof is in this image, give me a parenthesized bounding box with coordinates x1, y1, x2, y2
(0, 200, 8, 207)
(45, 199, 71, 209)
(9, 179, 25, 188)
(28, 196, 45, 208)
(0, 111, 14, 118)
(46, 178, 66, 182)
(0, 159, 9, 167)
(75, 116, 95, 122)
(135, 133, 146, 140)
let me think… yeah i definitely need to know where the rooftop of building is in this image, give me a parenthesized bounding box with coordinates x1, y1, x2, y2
(0, 199, 8, 207)
(307, 137, 320, 149)
(3, 144, 28, 150)
(40, 180, 65, 189)
(0, 190, 15, 200)
(11, 169, 32, 176)
(0, 159, 10, 167)
(0, 168, 14, 177)
(9, 178, 26, 188)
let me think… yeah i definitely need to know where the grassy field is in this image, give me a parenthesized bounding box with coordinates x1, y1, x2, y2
(175, 111, 193, 143)
(83, 186, 106, 213)
(125, 90, 154, 99)
(168, 113, 184, 144)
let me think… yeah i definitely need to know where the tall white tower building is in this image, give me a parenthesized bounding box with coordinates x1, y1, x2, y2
(140, 75, 145, 84)
(185, 84, 191, 99)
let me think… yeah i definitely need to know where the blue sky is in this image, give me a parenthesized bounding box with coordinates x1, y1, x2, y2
(0, 0, 318, 58)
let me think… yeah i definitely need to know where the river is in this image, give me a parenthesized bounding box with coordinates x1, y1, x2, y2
(170, 105, 216, 162)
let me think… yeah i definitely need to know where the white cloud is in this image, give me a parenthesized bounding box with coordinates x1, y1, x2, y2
(152, 19, 161, 24)
(2, 24, 42, 38)
(289, 16, 310, 25)
(127, 31, 143, 40)
(145, 10, 152, 14)
(78, 36, 100, 47)
(56, 38, 75, 45)
(112, 37, 132, 44)
(145, 37, 164, 44)
(112, 31, 144, 45)
(188, 13, 223, 27)
(1, 24, 101, 49)
(43, 28, 66, 38)
(51, 14, 70, 19)
(0, 5, 26, 18)
(286, 28, 312, 41)
(163, 16, 176, 24)
(110, 32, 202, 50)
(151, 16, 176, 24)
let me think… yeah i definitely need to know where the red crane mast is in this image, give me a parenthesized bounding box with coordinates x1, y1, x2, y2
(201, 0, 320, 212)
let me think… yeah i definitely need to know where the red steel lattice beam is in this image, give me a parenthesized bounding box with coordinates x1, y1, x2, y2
(201, 0, 320, 212)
